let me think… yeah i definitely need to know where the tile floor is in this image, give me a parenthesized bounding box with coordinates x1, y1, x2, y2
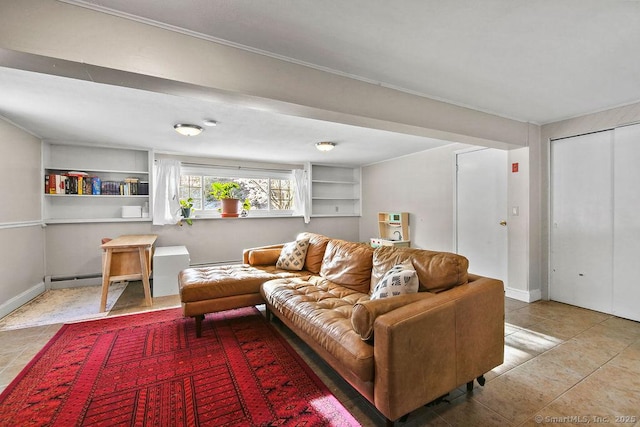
(1, 284, 639, 426)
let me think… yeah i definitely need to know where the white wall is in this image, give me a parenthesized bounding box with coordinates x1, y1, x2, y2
(360, 143, 473, 252)
(0, 0, 544, 304)
(45, 216, 359, 282)
(0, 118, 45, 316)
(362, 143, 533, 301)
(507, 147, 532, 300)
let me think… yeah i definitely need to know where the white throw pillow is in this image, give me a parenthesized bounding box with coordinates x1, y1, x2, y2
(276, 239, 310, 271)
(371, 260, 419, 300)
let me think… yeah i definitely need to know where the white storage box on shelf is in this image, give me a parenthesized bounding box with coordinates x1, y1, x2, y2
(121, 206, 142, 218)
(153, 246, 190, 297)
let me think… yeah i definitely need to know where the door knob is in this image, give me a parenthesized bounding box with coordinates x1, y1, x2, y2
(499, 220, 507, 226)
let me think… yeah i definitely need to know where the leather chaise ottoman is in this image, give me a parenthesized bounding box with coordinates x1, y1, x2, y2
(178, 264, 305, 337)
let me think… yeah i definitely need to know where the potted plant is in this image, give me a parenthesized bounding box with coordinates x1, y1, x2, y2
(210, 181, 241, 217)
(178, 198, 194, 225)
(240, 198, 251, 217)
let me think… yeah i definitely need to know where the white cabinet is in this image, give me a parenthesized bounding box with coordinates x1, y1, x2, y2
(550, 131, 613, 314)
(43, 143, 152, 223)
(310, 164, 361, 216)
(612, 125, 640, 322)
(551, 124, 640, 322)
(153, 246, 190, 297)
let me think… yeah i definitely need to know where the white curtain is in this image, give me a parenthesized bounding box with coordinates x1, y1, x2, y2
(153, 159, 181, 225)
(292, 168, 310, 224)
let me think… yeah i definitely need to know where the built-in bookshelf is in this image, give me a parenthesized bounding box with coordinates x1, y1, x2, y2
(43, 143, 152, 223)
(310, 164, 361, 216)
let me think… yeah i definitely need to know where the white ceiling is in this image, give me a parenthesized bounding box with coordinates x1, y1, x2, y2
(2, 0, 640, 165)
(0, 66, 447, 166)
(69, 0, 640, 124)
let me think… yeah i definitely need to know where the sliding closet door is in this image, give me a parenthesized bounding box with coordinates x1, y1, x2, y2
(613, 124, 640, 321)
(550, 131, 613, 313)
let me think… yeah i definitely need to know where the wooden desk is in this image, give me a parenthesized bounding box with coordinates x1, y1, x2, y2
(100, 234, 157, 312)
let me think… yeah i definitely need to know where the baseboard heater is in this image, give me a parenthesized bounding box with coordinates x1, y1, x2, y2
(45, 273, 103, 289)
(44, 260, 242, 289)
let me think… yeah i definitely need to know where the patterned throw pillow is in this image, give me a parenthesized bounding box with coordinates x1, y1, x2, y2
(370, 260, 419, 300)
(276, 239, 310, 271)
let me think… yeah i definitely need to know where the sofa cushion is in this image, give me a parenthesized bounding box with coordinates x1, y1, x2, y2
(261, 276, 374, 382)
(276, 238, 309, 271)
(372, 246, 469, 293)
(371, 260, 419, 300)
(297, 232, 331, 274)
(320, 239, 374, 293)
(247, 248, 281, 266)
(179, 265, 304, 302)
(351, 293, 435, 340)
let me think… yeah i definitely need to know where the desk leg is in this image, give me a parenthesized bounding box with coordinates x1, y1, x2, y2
(139, 246, 153, 307)
(100, 248, 113, 312)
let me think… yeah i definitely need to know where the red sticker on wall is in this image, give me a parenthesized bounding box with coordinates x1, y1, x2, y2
(512, 163, 519, 173)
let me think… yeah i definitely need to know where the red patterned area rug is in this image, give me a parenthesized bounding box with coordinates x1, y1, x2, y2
(0, 307, 360, 426)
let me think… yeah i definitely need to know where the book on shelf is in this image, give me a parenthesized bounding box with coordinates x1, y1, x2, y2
(46, 172, 95, 195)
(84, 177, 94, 195)
(56, 175, 66, 194)
(45, 172, 146, 196)
(139, 181, 149, 195)
(101, 180, 120, 195)
(65, 171, 87, 195)
(92, 177, 101, 195)
(45, 174, 61, 194)
(120, 177, 139, 195)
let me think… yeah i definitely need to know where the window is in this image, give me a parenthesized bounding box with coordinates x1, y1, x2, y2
(179, 165, 296, 216)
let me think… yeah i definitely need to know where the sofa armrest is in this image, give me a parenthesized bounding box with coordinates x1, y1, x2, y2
(372, 276, 504, 421)
(351, 293, 434, 341)
(242, 244, 285, 265)
(454, 275, 505, 383)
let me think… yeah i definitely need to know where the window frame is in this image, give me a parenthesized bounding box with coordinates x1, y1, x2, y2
(179, 164, 296, 218)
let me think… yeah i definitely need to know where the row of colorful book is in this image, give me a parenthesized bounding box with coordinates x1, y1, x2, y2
(45, 172, 148, 195)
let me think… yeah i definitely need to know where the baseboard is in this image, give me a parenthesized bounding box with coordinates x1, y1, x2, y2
(505, 287, 542, 303)
(48, 276, 103, 289)
(0, 281, 46, 318)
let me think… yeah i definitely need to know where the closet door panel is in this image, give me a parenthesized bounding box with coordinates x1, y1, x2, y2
(550, 131, 613, 313)
(613, 124, 640, 322)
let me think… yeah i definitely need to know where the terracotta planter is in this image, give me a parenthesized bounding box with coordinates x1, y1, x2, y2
(220, 198, 240, 217)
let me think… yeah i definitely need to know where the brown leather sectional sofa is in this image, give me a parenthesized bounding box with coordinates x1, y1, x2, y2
(179, 232, 504, 424)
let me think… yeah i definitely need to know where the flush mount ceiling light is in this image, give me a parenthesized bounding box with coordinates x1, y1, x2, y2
(315, 141, 336, 152)
(174, 123, 204, 136)
(203, 119, 217, 127)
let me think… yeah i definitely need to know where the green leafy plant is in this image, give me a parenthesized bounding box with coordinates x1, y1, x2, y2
(240, 197, 252, 217)
(242, 198, 251, 211)
(178, 197, 193, 226)
(180, 198, 193, 209)
(209, 181, 240, 200)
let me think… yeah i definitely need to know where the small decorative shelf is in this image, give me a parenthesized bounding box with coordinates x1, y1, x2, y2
(371, 212, 410, 247)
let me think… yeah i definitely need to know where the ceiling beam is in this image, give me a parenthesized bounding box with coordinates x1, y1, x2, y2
(0, 0, 530, 150)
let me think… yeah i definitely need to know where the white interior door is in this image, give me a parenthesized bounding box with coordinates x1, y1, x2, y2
(456, 148, 508, 284)
(550, 131, 613, 314)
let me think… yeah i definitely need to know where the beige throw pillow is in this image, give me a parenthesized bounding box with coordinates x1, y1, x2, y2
(370, 260, 419, 300)
(276, 239, 309, 271)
